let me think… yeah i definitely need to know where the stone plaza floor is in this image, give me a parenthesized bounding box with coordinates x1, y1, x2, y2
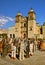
(0, 50, 45, 65)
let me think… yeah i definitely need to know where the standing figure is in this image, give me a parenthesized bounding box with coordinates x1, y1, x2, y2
(19, 39, 24, 61)
(2, 36, 8, 57)
(17, 38, 21, 59)
(8, 37, 13, 54)
(29, 41, 34, 56)
(26, 40, 30, 58)
(0, 38, 2, 55)
(11, 37, 16, 59)
(34, 40, 38, 51)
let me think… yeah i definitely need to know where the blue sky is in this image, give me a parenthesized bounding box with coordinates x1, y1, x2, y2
(0, 0, 45, 29)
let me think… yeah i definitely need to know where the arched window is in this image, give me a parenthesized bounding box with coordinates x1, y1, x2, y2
(10, 34, 12, 38)
(30, 26, 33, 31)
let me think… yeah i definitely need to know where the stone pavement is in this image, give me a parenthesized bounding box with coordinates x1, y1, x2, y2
(0, 53, 25, 65)
(0, 50, 45, 65)
(22, 50, 45, 65)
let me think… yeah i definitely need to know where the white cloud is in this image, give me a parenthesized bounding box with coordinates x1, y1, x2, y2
(6, 17, 15, 21)
(0, 16, 14, 26)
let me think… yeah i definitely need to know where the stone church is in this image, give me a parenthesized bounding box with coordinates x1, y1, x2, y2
(14, 8, 44, 40)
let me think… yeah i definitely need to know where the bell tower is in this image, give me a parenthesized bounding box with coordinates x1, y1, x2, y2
(28, 8, 36, 20)
(15, 12, 22, 23)
(15, 12, 22, 38)
(28, 8, 36, 39)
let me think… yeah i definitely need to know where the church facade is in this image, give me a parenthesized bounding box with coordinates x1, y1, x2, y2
(14, 8, 44, 40)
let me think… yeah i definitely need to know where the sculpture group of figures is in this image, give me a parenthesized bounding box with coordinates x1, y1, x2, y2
(0, 36, 43, 61)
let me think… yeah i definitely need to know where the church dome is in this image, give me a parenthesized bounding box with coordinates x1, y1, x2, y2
(30, 8, 34, 12)
(28, 8, 36, 14)
(17, 12, 22, 16)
